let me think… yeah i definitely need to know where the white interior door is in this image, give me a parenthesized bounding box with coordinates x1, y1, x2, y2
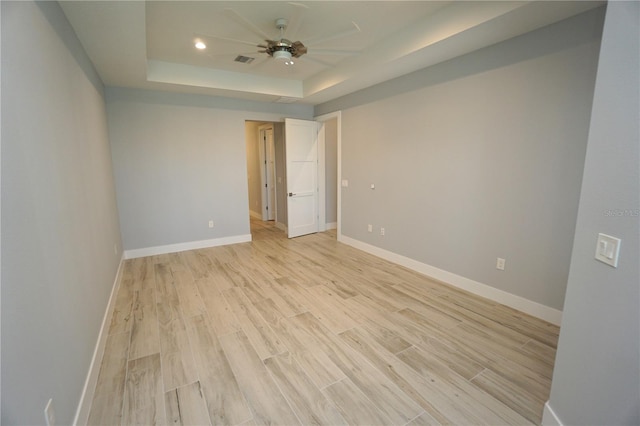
(285, 118, 319, 238)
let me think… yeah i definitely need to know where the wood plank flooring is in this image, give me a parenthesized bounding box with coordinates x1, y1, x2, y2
(88, 219, 559, 425)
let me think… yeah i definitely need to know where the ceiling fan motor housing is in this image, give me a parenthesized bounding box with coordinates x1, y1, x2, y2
(263, 18, 308, 59)
(265, 39, 307, 58)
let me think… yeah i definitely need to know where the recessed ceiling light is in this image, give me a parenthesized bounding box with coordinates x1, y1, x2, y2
(194, 41, 206, 50)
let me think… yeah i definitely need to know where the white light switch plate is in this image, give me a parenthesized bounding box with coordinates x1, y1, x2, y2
(595, 233, 621, 267)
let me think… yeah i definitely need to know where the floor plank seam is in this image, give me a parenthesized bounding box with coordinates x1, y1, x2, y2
(468, 367, 488, 382)
(402, 410, 427, 426)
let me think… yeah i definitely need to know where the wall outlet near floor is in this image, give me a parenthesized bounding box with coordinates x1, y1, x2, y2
(208, 220, 214, 228)
(113, 244, 118, 255)
(496, 257, 506, 270)
(380, 227, 385, 236)
(44, 399, 55, 426)
(367, 224, 372, 232)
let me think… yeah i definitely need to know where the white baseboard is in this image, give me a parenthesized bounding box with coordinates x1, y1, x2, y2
(325, 222, 337, 230)
(249, 210, 262, 220)
(73, 255, 125, 425)
(123, 234, 252, 259)
(542, 401, 564, 426)
(339, 235, 562, 326)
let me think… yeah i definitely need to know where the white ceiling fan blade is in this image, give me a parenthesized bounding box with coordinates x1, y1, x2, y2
(298, 55, 333, 68)
(203, 49, 261, 58)
(251, 56, 275, 71)
(195, 33, 258, 48)
(204, 51, 250, 58)
(237, 51, 263, 56)
(308, 49, 360, 56)
(248, 56, 270, 69)
(284, 2, 308, 40)
(305, 21, 361, 47)
(223, 8, 272, 41)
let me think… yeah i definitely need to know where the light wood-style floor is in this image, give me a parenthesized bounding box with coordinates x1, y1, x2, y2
(88, 219, 559, 425)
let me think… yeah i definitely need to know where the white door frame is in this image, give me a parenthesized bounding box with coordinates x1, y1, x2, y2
(258, 124, 276, 221)
(314, 111, 341, 240)
(317, 121, 326, 232)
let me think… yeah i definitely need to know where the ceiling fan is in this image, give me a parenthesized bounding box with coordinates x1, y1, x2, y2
(260, 17, 308, 65)
(195, 4, 361, 68)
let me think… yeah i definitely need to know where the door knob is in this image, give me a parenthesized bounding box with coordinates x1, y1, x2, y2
(288, 192, 294, 197)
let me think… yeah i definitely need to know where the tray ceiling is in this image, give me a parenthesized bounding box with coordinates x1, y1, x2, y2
(59, 1, 602, 105)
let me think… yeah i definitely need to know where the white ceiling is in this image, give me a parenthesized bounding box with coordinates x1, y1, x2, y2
(59, 1, 602, 105)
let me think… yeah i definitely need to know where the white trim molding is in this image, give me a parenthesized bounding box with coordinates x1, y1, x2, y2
(325, 222, 337, 230)
(339, 235, 563, 325)
(73, 256, 125, 425)
(542, 401, 564, 426)
(123, 234, 252, 259)
(317, 121, 326, 232)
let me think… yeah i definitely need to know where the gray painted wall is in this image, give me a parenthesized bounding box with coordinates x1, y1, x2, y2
(1, 2, 122, 424)
(545, 2, 640, 424)
(317, 8, 605, 311)
(325, 118, 338, 224)
(106, 88, 313, 251)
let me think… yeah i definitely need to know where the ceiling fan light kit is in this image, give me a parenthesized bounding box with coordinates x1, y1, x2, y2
(273, 49, 293, 62)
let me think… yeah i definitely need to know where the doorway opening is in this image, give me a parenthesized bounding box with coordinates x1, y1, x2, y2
(244, 116, 339, 239)
(245, 121, 287, 235)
